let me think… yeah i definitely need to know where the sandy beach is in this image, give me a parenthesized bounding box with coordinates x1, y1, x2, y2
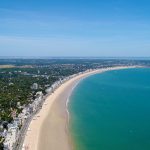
(23, 66, 137, 150)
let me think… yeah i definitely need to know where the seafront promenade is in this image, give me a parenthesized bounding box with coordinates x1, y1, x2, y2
(14, 96, 46, 150)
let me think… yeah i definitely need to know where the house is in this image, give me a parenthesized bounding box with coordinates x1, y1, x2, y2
(3, 123, 19, 150)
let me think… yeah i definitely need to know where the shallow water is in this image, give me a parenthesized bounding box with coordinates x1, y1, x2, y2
(69, 68, 150, 150)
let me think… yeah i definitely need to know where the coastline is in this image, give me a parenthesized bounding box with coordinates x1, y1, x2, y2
(22, 66, 139, 150)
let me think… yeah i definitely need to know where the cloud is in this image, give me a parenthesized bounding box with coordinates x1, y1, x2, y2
(0, 8, 150, 57)
(0, 35, 150, 57)
(0, 35, 97, 56)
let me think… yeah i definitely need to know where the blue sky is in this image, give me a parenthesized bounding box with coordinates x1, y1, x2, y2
(0, 0, 150, 57)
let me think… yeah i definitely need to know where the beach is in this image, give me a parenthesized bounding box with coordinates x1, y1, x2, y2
(23, 66, 137, 150)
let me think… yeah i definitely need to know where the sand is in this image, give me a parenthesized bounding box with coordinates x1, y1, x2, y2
(23, 66, 138, 150)
(0, 65, 15, 68)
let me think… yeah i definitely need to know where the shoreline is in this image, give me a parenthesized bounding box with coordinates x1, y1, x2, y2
(22, 66, 139, 150)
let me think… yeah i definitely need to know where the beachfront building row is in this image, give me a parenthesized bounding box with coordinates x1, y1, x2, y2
(1, 79, 64, 150)
(2, 91, 43, 150)
(3, 122, 19, 150)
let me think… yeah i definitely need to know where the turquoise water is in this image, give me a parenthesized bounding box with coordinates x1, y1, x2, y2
(69, 68, 150, 150)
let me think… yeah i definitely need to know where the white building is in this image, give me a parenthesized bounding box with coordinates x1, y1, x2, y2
(45, 87, 53, 93)
(3, 123, 19, 150)
(31, 83, 38, 90)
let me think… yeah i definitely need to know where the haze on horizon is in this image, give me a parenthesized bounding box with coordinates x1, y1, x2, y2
(0, 0, 150, 57)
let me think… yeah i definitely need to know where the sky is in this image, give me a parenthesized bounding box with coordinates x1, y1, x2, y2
(0, 0, 150, 57)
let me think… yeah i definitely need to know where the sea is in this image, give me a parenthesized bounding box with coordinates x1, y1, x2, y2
(69, 68, 150, 150)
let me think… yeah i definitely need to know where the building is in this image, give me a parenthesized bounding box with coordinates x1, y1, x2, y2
(3, 123, 19, 150)
(31, 83, 38, 90)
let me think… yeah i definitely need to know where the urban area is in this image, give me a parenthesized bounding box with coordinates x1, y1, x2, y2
(0, 58, 149, 150)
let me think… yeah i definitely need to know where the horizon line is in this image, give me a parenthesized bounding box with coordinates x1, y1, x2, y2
(0, 56, 150, 60)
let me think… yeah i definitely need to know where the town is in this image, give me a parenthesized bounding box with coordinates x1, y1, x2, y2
(0, 58, 149, 150)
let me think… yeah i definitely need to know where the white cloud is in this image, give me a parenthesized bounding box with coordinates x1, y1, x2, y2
(0, 35, 150, 57)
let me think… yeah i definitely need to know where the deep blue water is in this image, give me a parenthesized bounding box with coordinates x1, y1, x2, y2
(69, 68, 150, 150)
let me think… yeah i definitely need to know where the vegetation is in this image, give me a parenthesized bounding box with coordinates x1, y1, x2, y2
(0, 58, 149, 135)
